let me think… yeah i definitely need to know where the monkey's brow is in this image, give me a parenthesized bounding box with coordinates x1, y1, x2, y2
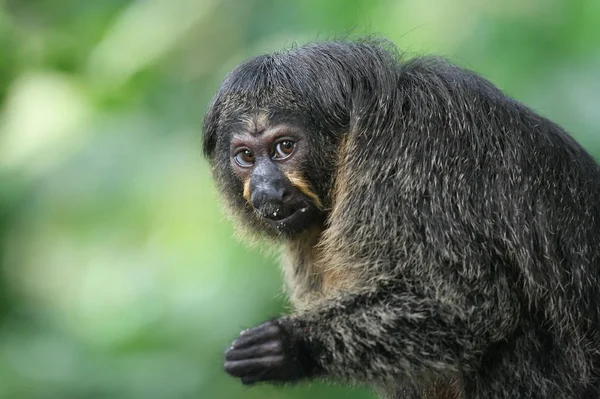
(239, 113, 270, 135)
(233, 124, 299, 143)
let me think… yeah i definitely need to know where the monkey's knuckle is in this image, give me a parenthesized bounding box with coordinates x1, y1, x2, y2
(266, 340, 284, 353)
(265, 323, 282, 335)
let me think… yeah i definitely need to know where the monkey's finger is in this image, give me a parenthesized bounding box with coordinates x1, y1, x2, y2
(232, 323, 281, 349)
(224, 355, 284, 377)
(225, 340, 283, 360)
(239, 320, 279, 337)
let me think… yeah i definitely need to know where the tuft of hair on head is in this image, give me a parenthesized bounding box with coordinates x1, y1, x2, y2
(201, 37, 407, 161)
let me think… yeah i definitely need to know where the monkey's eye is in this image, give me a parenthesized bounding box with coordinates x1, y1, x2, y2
(234, 149, 255, 167)
(273, 140, 295, 160)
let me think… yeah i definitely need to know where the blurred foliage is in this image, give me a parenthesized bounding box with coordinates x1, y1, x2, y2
(0, 0, 599, 398)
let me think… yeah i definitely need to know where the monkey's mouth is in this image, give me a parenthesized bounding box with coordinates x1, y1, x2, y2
(254, 199, 322, 235)
(254, 201, 322, 236)
(258, 202, 307, 222)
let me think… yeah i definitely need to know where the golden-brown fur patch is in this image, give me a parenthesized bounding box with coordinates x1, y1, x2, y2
(331, 134, 350, 209)
(319, 266, 357, 295)
(311, 134, 362, 295)
(284, 171, 324, 210)
(243, 179, 251, 204)
(282, 227, 359, 309)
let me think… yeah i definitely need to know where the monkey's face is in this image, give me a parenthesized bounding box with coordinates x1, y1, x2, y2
(203, 51, 350, 239)
(214, 119, 327, 239)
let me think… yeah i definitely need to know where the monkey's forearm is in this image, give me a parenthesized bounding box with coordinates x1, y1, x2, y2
(282, 280, 518, 384)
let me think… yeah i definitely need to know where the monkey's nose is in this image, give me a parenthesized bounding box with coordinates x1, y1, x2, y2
(251, 185, 289, 209)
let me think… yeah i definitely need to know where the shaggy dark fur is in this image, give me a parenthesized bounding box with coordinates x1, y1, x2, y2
(203, 38, 600, 398)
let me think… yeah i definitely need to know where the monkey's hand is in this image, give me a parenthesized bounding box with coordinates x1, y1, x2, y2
(224, 319, 317, 385)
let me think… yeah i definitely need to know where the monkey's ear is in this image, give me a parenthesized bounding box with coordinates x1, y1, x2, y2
(202, 98, 220, 159)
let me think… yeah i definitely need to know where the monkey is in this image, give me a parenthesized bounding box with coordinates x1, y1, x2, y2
(202, 38, 600, 398)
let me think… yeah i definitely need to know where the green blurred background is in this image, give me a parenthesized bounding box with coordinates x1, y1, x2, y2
(0, 0, 599, 398)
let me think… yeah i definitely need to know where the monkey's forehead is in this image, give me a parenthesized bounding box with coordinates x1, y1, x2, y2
(215, 87, 304, 113)
(214, 97, 311, 130)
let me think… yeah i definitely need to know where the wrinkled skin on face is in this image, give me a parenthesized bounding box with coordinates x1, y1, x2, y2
(224, 121, 326, 238)
(204, 104, 344, 240)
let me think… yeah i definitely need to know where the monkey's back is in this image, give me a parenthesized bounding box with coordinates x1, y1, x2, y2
(308, 56, 600, 396)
